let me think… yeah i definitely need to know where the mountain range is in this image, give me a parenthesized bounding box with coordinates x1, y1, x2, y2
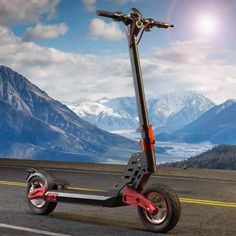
(0, 65, 136, 162)
(69, 91, 215, 133)
(1, 64, 236, 165)
(70, 90, 236, 145)
(69, 97, 138, 131)
(159, 99, 236, 144)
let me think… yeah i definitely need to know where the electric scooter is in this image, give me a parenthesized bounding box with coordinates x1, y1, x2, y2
(26, 8, 181, 233)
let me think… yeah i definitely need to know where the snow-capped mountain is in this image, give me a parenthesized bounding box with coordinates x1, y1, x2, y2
(0, 65, 134, 162)
(69, 97, 138, 131)
(159, 99, 236, 144)
(149, 90, 215, 132)
(69, 91, 215, 132)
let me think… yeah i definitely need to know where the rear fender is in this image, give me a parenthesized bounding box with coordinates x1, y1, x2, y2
(26, 168, 68, 190)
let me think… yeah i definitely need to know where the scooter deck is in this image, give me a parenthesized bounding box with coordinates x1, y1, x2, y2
(46, 188, 124, 207)
(64, 188, 108, 195)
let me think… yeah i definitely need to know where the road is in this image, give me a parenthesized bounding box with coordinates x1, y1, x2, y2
(0, 161, 235, 236)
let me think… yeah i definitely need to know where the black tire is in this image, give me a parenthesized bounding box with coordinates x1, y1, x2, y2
(26, 176, 57, 215)
(137, 184, 181, 233)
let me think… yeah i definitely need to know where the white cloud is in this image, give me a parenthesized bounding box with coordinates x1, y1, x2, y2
(111, 0, 136, 4)
(82, 0, 136, 11)
(0, 0, 60, 26)
(0, 25, 236, 104)
(153, 39, 212, 64)
(23, 23, 68, 41)
(82, 0, 97, 12)
(142, 39, 236, 103)
(89, 18, 125, 41)
(0, 25, 131, 102)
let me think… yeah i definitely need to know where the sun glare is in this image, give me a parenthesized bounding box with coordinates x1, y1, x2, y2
(196, 14, 218, 35)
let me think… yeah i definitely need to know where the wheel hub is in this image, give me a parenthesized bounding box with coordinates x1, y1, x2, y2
(29, 181, 46, 208)
(144, 192, 168, 224)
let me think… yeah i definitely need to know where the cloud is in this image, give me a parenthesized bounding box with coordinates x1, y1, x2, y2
(0, 25, 131, 102)
(82, 0, 136, 12)
(111, 0, 136, 4)
(0, 0, 60, 26)
(82, 0, 136, 11)
(89, 18, 125, 41)
(142, 39, 236, 103)
(23, 23, 68, 41)
(153, 39, 213, 64)
(0, 25, 236, 104)
(82, 0, 97, 12)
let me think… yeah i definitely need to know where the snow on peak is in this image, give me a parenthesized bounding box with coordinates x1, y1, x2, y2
(69, 101, 107, 116)
(69, 91, 215, 132)
(215, 99, 236, 114)
(96, 96, 110, 104)
(150, 90, 214, 118)
(224, 99, 236, 106)
(69, 100, 129, 119)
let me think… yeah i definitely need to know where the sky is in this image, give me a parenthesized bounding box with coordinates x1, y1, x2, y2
(0, 0, 236, 104)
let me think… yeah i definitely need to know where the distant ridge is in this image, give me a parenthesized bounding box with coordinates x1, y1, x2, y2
(159, 99, 236, 144)
(162, 145, 236, 170)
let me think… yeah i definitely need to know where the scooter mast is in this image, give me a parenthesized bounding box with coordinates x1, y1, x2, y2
(128, 8, 157, 173)
(97, 8, 174, 173)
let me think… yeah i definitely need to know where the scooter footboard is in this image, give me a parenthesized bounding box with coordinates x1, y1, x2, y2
(26, 168, 125, 207)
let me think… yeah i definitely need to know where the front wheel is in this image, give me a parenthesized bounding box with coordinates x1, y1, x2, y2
(26, 176, 57, 215)
(138, 184, 181, 233)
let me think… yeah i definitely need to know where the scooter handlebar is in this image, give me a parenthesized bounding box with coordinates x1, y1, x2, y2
(96, 9, 115, 18)
(96, 9, 174, 29)
(96, 9, 126, 22)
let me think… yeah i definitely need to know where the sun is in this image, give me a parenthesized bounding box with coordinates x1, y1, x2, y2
(196, 14, 218, 35)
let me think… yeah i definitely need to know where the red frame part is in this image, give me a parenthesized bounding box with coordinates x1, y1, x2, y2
(28, 186, 58, 202)
(139, 124, 156, 152)
(123, 188, 158, 215)
(28, 186, 158, 214)
(28, 186, 48, 200)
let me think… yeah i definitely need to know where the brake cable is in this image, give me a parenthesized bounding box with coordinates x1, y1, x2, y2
(137, 21, 153, 45)
(129, 19, 154, 47)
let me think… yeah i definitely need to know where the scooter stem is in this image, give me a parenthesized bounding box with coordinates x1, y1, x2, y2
(128, 25, 157, 173)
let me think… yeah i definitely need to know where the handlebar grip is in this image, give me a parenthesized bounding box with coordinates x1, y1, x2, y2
(155, 21, 174, 28)
(96, 9, 115, 18)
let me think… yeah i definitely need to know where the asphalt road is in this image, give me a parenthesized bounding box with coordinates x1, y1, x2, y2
(0, 163, 235, 236)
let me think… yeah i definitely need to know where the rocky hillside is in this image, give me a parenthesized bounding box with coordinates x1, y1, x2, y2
(0, 65, 135, 162)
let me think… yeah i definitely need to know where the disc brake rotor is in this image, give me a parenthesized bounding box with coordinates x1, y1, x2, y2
(144, 192, 168, 224)
(29, 181, 46, 208)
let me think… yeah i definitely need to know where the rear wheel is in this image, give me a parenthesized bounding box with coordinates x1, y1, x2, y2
(138, 184, 181, 233)
(26, 176, 57, 215)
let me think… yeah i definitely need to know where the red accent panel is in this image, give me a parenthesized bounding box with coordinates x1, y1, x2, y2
(148, 124, 156, 144)
(123, 188, 158, 215)
(28, 187, 58, 202)
(46, 192, 58, 201)
(139, 124, 156, 152)
(28, 186, 48, 200)
(139, 139, 145, 151)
